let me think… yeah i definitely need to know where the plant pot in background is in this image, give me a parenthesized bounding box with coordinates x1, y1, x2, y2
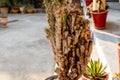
(81, 75, 108, 80)
(112, 73, 120, 80)
(11, 9, 19, 14)
(91, 10, 108, 29)
(118, 42, 120, 73)
(26, 9, 34, 13)
(1, 17, 8, 28)
(0, 7, 8, 14)
(84, 0, 93, 6)
(19, 6, 25, 14)
(84, 0, 93, 16)
(80, 75, 89, 80)
(25, 4, 35, 13)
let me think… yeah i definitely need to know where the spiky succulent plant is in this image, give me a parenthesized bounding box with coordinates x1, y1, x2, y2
(112, 73, 120, 80)
(84, 59, 108, 80)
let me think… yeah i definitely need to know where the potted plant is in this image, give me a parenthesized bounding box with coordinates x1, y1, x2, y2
(0, 14, 8, 28)
(84, 0, 93, 15)
(11, 7, 19, 13)
(0, 0, 11, 14)
(112, 73, 120, 80)
(117, 42, 120, 73)
(10, 0, 20, 13)
(18, 3, 25, 14)
(44, 0, 93, 80)
(82, 59, 108, 80)
(25, 4, 34, 13)
(91, 0, 109, 29)
(84, 0, 93, 6)
(100, 42, 120, 80)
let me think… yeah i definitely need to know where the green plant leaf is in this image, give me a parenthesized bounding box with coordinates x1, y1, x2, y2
(85, 59, 107, 79)
(114, 73, 120, 78)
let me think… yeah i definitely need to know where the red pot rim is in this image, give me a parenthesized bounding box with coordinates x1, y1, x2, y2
(91, 10, 108, 14)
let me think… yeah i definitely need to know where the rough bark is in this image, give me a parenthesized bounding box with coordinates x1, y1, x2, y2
(44, 0, 92, 80)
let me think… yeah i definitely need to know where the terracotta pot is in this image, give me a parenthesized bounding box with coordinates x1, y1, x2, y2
(81, 75, 88, 80)
(81, 75, 108, 80)
(118, 42, 120, 73)
(26, 9, 34, 13)
(0, 7, 8, 14)
(1, 17, 8, 28)
(19, 7, 25, 14)
(91, 10, 108, 29)
(84, 0, 93, 6)
(11, 9, 19, 13)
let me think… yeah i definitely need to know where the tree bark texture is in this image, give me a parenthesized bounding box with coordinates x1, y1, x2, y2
(44, 0, 92, 80)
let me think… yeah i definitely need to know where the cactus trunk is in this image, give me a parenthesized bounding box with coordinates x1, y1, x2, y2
(44, 0, 92, 80)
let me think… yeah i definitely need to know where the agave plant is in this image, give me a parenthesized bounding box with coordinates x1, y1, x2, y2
(112, 73, 120, 80)
(84, 59, 108, 80)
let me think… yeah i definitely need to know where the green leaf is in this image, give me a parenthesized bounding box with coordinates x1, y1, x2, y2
(85, 59, 107, 79)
